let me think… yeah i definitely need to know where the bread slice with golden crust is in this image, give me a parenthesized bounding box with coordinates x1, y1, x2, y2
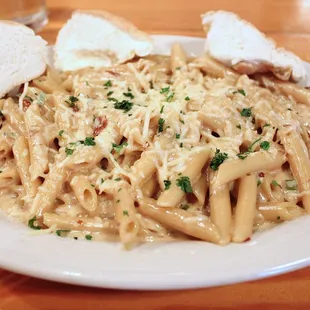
(54, 10, 153, 71)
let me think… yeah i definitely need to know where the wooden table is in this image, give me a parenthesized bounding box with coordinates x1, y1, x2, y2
(1, 0, 310, 309)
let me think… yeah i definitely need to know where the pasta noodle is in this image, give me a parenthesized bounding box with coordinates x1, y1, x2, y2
(1, 42, 310, 248)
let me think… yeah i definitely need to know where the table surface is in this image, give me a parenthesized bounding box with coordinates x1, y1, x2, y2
(1, 0, 310, 309)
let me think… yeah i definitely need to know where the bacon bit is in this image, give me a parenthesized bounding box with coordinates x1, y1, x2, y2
(243, 237, 251, 242)
(258, 172, 265, 178)
(23, 99, 31, 111)
(72, 106, 79, 112)
(106, 70, 120, 77)
(19, 84, 24, 93)
(77, 220, 83, 225)
(93, 116, 108, 136)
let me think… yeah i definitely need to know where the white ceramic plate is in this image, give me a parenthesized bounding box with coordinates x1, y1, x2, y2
(1, 35, 310, 291)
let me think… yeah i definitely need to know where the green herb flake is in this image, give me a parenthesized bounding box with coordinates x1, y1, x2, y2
(185, 96, 190, 101)
(104, 80, 112, 87)
(114, 178, 121, 181)
(100, 178, 104, 184)
(236, 124, 241, 129)
(164, 180, 171, 190)
(248, 137, 263, 152)
(260, 141, 270, 151)
(65, 147, 74, 156)
(285, 179, 297, 190)
(58, 130, 64, 137)
(240, 108, 252, 117)
(28, 217, 41, 230)
(210, 149, 228, 171)
(116, 199, 120, 203)
(123, 92, 134, 99)
(123, 210, 129, 216)
(85, 81, 90, 86)
(180, 120, 185, 124)
(180, 143, 183, 148)
(112, 141, 128, 153)
(176, 133, 180, 139)
(180, 204, 190, 210)
(257, 179, 262, 186)
(237, 152, 249, 160)
(107, 91, 113, 97)
(176, 176, 193, 193)
(160, 86, 170, 94)
(114, 100, 133, 113)
(56, 230, 70, 237)
(271, 180, 280, 187)
(160, 106, 164, 114)
(263, 123, 270, 128)
(234, 89, 246, 96)
(158, 118, 165, 133)
(83, 137, 96, 146)
(85, 235, 92, 240)
(166, 93, 175, 102)
(277, 216, 281, 220)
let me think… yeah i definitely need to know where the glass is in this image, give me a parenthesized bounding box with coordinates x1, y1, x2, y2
(0, 0, 47, 31)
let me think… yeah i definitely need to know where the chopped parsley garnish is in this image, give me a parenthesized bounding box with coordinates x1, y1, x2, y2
(271, 180, 280, 187)
(236, 124, 241, 129)
(260, 141, 270, 151)
(65, 96, 79, 111)
(28, 217, 41, 230)
(158, 118, 165, 133)
(257, 179, 262, 186)
(263, 123, 270, 128)
(107, 91, 113, 96)
(83, 137, 96, 146)
(176, 176, 193, 193)
(240, 108, 252, 117)
(123, 92, 134, 99)
(58, 130, 64, 137)
(176, 133, 180, 139)
(101, 178, 104, 184)
(180, 143, 183, 148)
(180, 120, 185, 124)
(277, 216, 281, 220)
(234, 89, 246, 96)
(166, 92, 175, 102)
(108, 97, 118, 102)
(85, 81, 90, 86)
(160, 86, 170, 94)
(123, 210, 129, 216)
(180, 204, 190, 210)
(85, 235, 92, 240)
(237, 153, 248, 160)
(185, 96, 190, 101)
(248, 137, 263, 152)
(65, 147, 74, 156)
(104, 80, 112, 87)
(210, 149, 228, 171)
(112, 141, 128, 153)
(114, 100, 133, 113)
(116, 199, 120, 203)
(160, 105, 164, 113)
(237, 137, 265, 160)
(164, 180, 171, 190)
(56, 230, 70, 237)
(285, 179, 297, 190)
(114, 178, 121, 181)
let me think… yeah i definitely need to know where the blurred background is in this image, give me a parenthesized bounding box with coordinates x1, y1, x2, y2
(43, 0, 310, 61)
(0, 0, 309, 60)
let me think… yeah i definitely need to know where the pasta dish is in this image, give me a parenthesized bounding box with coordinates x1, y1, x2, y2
(1, 42, 310, 247)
